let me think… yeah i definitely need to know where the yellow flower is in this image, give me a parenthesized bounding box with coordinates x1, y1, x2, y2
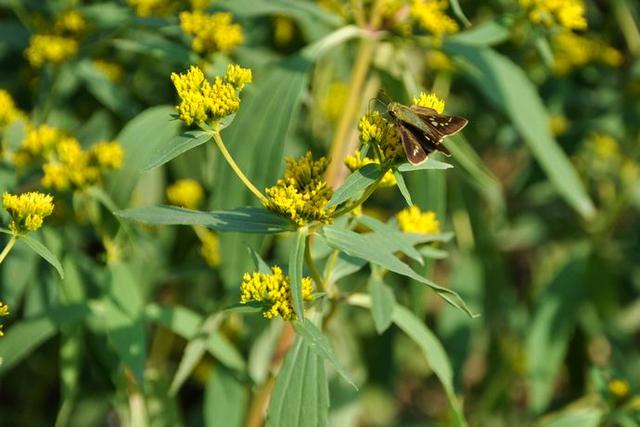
(42, 162, 71, 190)
(0, 89, 25, 129)
(396, 205, 440, 234)
(358, 111, 404, 162)
(240, 266, 314, 320)
(171, 65, 248, 126)
(55, 10, 87, 36)
(552, 31, 624, 74)
(410, 0, 459, 41)
(93, 60, 124, 82)
(190, 0, 211, 10)
(588, 133, 619, 162)
(426, 50, 456, 72)
(91, 141, 124, 169)
(0, 301, 9, 337)
(22, 125, 64, 156)
(200, 229, 220, 267)
(3, 191, 54, 233)
(413, 91, 445, 113)
(519, 0, 587, 30)
(608, 379, 630, 399)
(344, 151, 397, 187)
(225, 64, 252, 91)
(549, 113, 569, 136)
(166, 179, 204, 209)
(25, 35, 78, 67)
(180, 11, 244, 54)
(273, 15, 295, 46)
(320, 82, 349, 123)
(264, 152, 335, 226)
(128, 0, 167, 17)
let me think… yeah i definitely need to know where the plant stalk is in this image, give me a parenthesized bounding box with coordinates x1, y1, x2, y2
(0, 235, 17, 264)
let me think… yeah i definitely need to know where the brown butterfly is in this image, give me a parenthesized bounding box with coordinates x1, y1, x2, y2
(386, 102, 468, 165)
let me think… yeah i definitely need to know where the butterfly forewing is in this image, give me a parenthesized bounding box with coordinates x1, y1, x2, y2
(410, 105, 468, 139)
(398, 125, 428, 165)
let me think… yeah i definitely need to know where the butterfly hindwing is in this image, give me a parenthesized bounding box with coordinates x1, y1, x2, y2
(410, 105, 468, 139)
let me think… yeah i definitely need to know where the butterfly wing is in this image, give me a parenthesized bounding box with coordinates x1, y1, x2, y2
(410, 105, 468, 141)
(398, 125, 428, 165)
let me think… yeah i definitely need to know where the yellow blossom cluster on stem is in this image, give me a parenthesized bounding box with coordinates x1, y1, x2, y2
(0, 90, 26, 130)
(0, 301, 8, 336)
(91, 141, 125, 170)
(396, 205, 440, 234)
(3, 191, 54, 234)
(413, 91, 446, 113)
(358, 111, 403, 162)
(128, 0, 168, 17)
(264, 152, 335, 226)
(180, 11, 244, 54)
(344, 151, 397, 187)
(608, 379, 630, 400)
(54, 10, 87, 36)
(25, 35, 78, 68)
(240, 266, 314, 320)
(93, 60, 124, 82)
(199, 229, 221, 267)
(410, 0, 459, 41)
(552, 31, 623, 75)
(519, 0, 587, 30)
(166, 179, 204, 209)
(171, 64, 252, 126)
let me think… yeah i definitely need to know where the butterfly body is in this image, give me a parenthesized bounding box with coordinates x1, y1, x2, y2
(386, 101, 468, 165)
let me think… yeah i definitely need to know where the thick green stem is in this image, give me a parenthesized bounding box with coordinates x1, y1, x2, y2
(210, 132, 267, 204)
(0, 235, 17, 264)
(304, 234, 325, 292)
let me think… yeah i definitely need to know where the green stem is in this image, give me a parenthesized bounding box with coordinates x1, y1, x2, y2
(0, 235, 17, 264)
(210, 132, 267, 204)
(304, 234, 325, 292)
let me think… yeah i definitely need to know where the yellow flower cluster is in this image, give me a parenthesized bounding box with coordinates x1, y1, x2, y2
(3, 191, 54, 233)
(344, 151, 397, 187)
(180, 11, 244, 54)
(413, 91, 446, 113)
(549, 113, 568, 136)
(200, 229, 220, 267)
(608, 379, 630, 399)
(128, 0, 167, 17)
(358, 111, 404, 162)
(54, 10, 87, 36)
(410, 0, 459, 41)
(273, 15, 296, 47)
(171, 64, 251, 126)
(552, 31, 623, 75)
(0, 301, 8, 336)
(0, 90, 25, 129)
(25, 35, 78, 68)
(396, 205, 440, 234)
(264, 152, 335, 226)
(166, 179, 204, 209)
(92, 141, 124, 169)
(93, 60, 124, 82)
(519, 0, 587, 30)
(22, 124, 64, 156)
(240, 266, 314, 320)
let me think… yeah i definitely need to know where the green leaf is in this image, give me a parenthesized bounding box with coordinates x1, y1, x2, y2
(113, 30, 197, 64)
(266, 337, 330, 427)
(540, 408, 603, 427)
(75, 60, 138, 118)
(116, 206, 296, 233)
(204, 367, 248, 427)
(292, 318, 357, 389)
(289, 230, 307, 321)
(397, 158, 453, 172)
(327, 252, 367, 283)
(447, 20, 510, 46)
(450, 0, 471, 27)
(328, 163, 384, 208)
(369, 276, 396, 334)
(0, 304, 89, 374)
(20, 234, 64, 278)
(108, 105, 181, 206)
(527, 256, 586, 412)
(444, 44, 595, 219)
(356, 215, 422, 263)
(322, 225, 475, 317)
(393, 170, 413, 206)
(143, 130, 212, 171)
(247, 245, 272, 274)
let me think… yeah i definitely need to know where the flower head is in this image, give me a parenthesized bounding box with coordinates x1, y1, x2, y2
(0, 301, 9, 337)
(608, 379, 630, 400)
(180, 11, 244, 54)
(264, 152, 335, 226)
(91, 141, 124, 170)
(396, 205, 440, 234)
(25, 35, 78, 67)
(410, 0, 459, 41)
(93, 60, 124, 82)
(552, 31, 623, 74)
(200, 229, 220, 267)
(413, 91, 446, 114)
(345, 151, 397, 187)
(240, 266, 314, 320)
(41, 137, 100, 190)
(0, 90, 25, 129)
(358, 111, 403, 162)
(22, 124, 64, 156)
(54, 10, 87, 36)
(520, 0, 587, 30)
(3, 191, 54, 233)
(171, 65, 250, 126)
(128, 0, 167, 17)
(166, 179, 204, 209)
